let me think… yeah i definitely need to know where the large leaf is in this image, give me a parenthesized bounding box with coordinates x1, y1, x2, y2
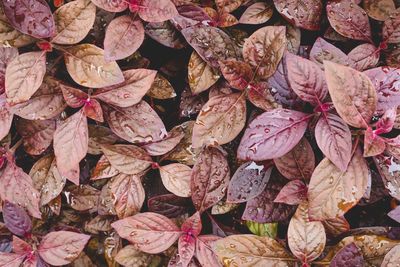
(309, 38, 351, 70)
(188, 51, 219, 94)
(159, 163, 191, 197)
(329, 243, 364, 267)
(64, 44, 124, 88)
(1, 0, 55, 38)
(274, 137, 315, 180)
(326, 0, 372, 42)
(101, 144, 152, 175)
(364, 0, 395, 21)
(0, 162, 41, 218)
(237, 108, 310, 161)
(196, 235, 222, 267)
(135, 0, 178, 23)
(213, 234, 295, 266)
(111, 212, 182, 253)
(90, 0, 127, 12)
(3, 201, 32, 236)
(181, 25, 240, 68)
(5, 51, 46, 105)
(308, 149, 369, 220)
(52, 0, 96, 45)
(104, 100, 166, 143)
(38, 231, 90, 266)
(242, 26, 286, 80)
(315, 113, 352, 172)
(324, 61, 377, 128)
(109, 173, 145, 218)
(192, 93, 246, 148)
(348, 43, 379, 71)
(227, 162, 272, 203)
(0, 94, 12, 141)
(287, 202, 326, 264)
(239, 2, 273, 25)
(286, 53, 328, 105)
(104, 16, 144, 61)
(274, 0, 322, 30)
(53, 109, 88, 184)
(383, 8, 400, 43)
(0, 47, 18, 94)
(191, 146, 230, 213)
(93, 69, 157, 108)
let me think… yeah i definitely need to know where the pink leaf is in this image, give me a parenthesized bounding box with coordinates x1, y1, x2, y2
(176, 235, 195, 267)
(274, 0, 322, 30)
(0, 252, 25, 267)
(383, 8, 400, 43)
(181, 212, 202, 237)
(0, 95, 13, 141)
(91, 0, 127, 12)
(60, 84, 87, 108)
(0, 47, 18, 95)
(310, 38, 352, 70)
(364, 127, 386, 157)
(348, 44, 379, 71)
(135, 0, 178, 23)
(273, 179, 307, 205)
(195, 235, 222, 267)
(83, 98, 103, 122)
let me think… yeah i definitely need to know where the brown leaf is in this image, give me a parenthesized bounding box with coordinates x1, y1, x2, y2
(274, 0, 322, 30)
(66, 184, 100, 211)
(165, 121, 198, 165)
(364, 0, 395, 21)
(160, 163, 191, 197)
(348, 43, 379, 71)
(88, 124, 118, 155)
(145, 21, 186, 49)
(188, 51, 220, 95)
(322, 216, 350, 237)
(310, 38, 352, 70)
(0, 16, 34, 48)
(239, 2, 273, 25)
(90, 155, 119, 180)
(141, 128, 184, 156)
(383, 7, 400, 43)
(218, 60, 253, 90)
(136, 0, 178, 23)
(146, 74, 176, 99)
(115, 245, 154, 267)
(215, 0, 243, 13)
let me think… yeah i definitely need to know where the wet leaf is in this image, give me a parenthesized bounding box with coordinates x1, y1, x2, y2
(195, 235, 222, 267)
(310, 38, 351, 70)
(239, 2, 273, 25)
(0, 47, 18, 95)
(67, 184, 99, 211)
(374, 154, 400, 201)
(3, 201, 32, 236)
(383, 8, 400, 43)
(135, 0, 178, 23)
(90, 155, 119, 180)
(0, 95, 13, 141)
(274, 0, 322, 30)
(188, 51, 220, 95)
(165, 121, 198, 165)
(364, 0, 395, 21)
(147, 194, 191, 218)
(348, 44, 379, 71)
(160, 163, 191, 197)
(115, 245, 154, 267)
(88, 125, 118, 155)
(90, 0, 127, 12)
(145, 21, 185, 49)
(141, 128, 184, 156)
(364, 127, 386, 157)
(218, 60, 253, 90)
(146, 74, 176, 99)
(274, 179, 307, 205)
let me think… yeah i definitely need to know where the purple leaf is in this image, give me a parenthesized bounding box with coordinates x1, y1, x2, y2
(329, 243, 364, 267)
(388, 205, 400, 223)
(147, 194, 191, 218)
(2, 201, 32, 237)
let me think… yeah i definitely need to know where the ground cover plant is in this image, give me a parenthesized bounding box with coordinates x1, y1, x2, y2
(1, 0, 400, 266)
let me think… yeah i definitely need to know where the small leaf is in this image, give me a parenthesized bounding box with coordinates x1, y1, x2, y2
(60, 84, 87, 108)
(310, 38, 352, 70)
(135, 0, 178, 23)
(0, 94, 13, 141)
(90, 0, 127, 12)
(274, 0, 322, 30)
(115, 245, 154, 267)
(188, 51, 220, 95)
(383, 8, 400, 43)
(243, 26, 286, 80)
(165, 121, 197, 165)
(245, 221, 278, 238)
(322, 216, 350, 237)
(274, 179, 307, 205)
(38, 231, 90, 266)
(3, 201, 32, 236)
(104, 16, 144, 61)
(90, 155, 119, 180)
(146, 74, 176, 100)
(177, 235, 195, 267)
(148, 194, 191, 218)
(141, 128, 184, 156)
(64, 44, 124, 88)
(364, 0, 395, 21)
(160, 163, 191, 197)
(330, 243, 364, 267)
(363, 127, 386, 157)
(52, 0, 96, 45)
(88, 124, 118, 155)
(1, 0, 55, 38)
(326, 1, 372, 41)
(348, 44, 379, 71)
(145, 21, 186, 49)
(5, 51, 46, 105)
(324, 61, 377, 128)
(238, 108, 310, 161)
(191, 146, 230, 213)
(111, 212, 181, 253)
(218, 60, 253, 90)
(192, 93, 246, 148)
(239, 2, 273, 25)
(374, 154, 400, 201)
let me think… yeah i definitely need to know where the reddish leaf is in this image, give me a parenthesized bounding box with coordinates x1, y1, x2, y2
(383, 8, 400, 43)
(0, 252, 25, 267)
(190, 146, 230, 213)
(1, 0, 55, 38)
(237, 108, 310, 161)
(187, 51, 220, 95)
(60, 84, 87, 108)
(90, 0, 127, 12)
(134, 0, 178, 23)
(12, 235, 32, 255)
(159, 163, 191, 197)
(170, 4, 213, 30)
(326, 0, 372, 42)
(330, 243, 364, 267)
(286, 53, 328, 105)
(377, 108, 396, 133)
(141, 128, 184, 156)
(364, 127, 386, 157)
(324, 61, 377, 128)
(111, 212, 182, 253)
(274, 180, 307, 205)
(348, 44, 379, 71)
(315, 113, 352, 171)
(177, 235, 195, 267)
(247, 82, 280, 111)
(215, 0, 243, 13)
(227, 162, 272, 203)
(274, 0, 322, 30)
(0, 47, 18, 95)
(218, 60, 253, 90)
(3, 201, 32, 237)
(53, 109, 88, 184)
(90, 155, 119, 180)
(196, 235, 222, 267)
(148, 194, 191, 218)
(0, 95, 13, 141)
(104, 16, 144, 61)
(239, 2, 273, 25)
(310, 38, 352, 70)
(38, 231, 90, 266)
(179, 87, 207, 118)
(145, 21, 186, 49)
(83, 98, 103, 122)
(66, 184, 100, 211)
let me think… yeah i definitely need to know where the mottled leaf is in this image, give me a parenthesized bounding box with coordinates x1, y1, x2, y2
(3, 201, 32, 236)
(218, 60, 253, 90)
(134, 0, 178, 23)
(348, 44, 379, 71)
(274, 0, 322, 30)
(90, 0, 127, 12)
(364, 0, 395, 21)
(383, 7, 400, 43)
(310, 38, 351, 70)
(145, 21, 185, 49)
(330, 243, 364, 267)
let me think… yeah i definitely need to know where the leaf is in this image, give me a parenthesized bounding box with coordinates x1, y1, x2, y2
(111, 212, 181, 253)
(109, 173, 145, 218)
(348, 44, 379, 71)
(146, 74, 176, 99)
(239, 2, 273, 25)
(287, 202, 326, 263)
(364, 127, 386, 157)
(181, 25, 241, 68)
(242, 26, 286, 80)
(274, 179, 307, 205)
(307, 149, 369, 220)
(170, 4, 213, 30)
(324, 61, 377, 128)
(5, 51, 46, 105)
(38, 231, 90, 266)
(326, 1, 372, 42)
(0, 16, 34, 48)
(195, 235, 222, 267)
(52, 0, 96, 45)
(211, 200, 238, 215)
(88, 124, 118, 155)
(67, 184, 99, 211)
(322, 216, 350, 237)
(104, 100, 166, 143)
(246, 222, 278, 238)
(145, 21, 186, 49)
(64, 44, 124, 88)
(192, 92, 246, 148)
(101, 144, 152, 175)
(179, 87, 207, 118)
(330, 243, 364, 267)
(12, 235, 32, 255)
(98, 180, 116, 216)
(177, 235, 196, 267)
(10, 76, 66, 120)
(215, 0, 243, 13)
(286, 53, 328, 105)
(309, 38, 352, 70)
(104, 16, 144, 61)
(188, 51, 220, 95)
(0, 162, 41, 218)
(388, 206, 400, 223)
(53, 109, 88, 184)
(90, 155, 119, 180)
(115, 245, 154, 267)
(247, 82, 280, 111)
(135, 0, 178, 23)
(364, 0, 395, 21)
(218, 60, 253, 90)
(1, 0, 55, 38)
(242, 173, 296, 223)
(315, 113, 352, 172)
(0, 47, 18, 94)
(147, 194, 191, 218)
(213, 234, 295, 266)
(238, 108, 310, 161)
(0, 94, 13, 141)
(165, 121, 198, 165)
(3, 201, 32, 236)
(90, 0, 127, 12)
(274, 0, 322, 30)
(0, 252, 25, 267)
(141, 128, 184, 156)
(191, 146, 230, 213)
(159, 163, 191, 197)
(93, 69, 157, 108)
(29, 154, 66, 206)
(383, 8, 400, 43)
(16, 118, 56, 155)
(227, 162, 272, 203)
(374, 154, 400, 201)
